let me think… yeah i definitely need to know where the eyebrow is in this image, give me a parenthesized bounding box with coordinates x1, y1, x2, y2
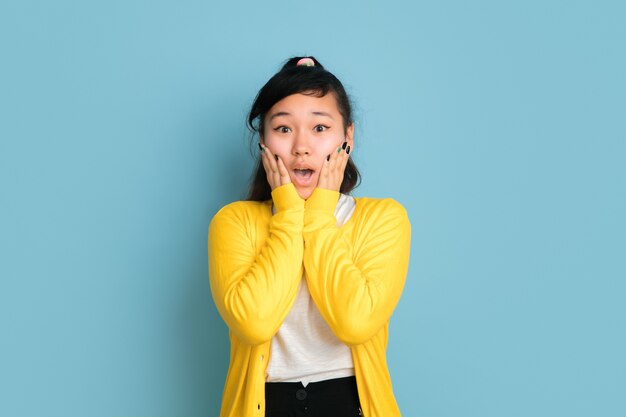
(312, 111, 334, 120)
(268, 111, 290, 121)
(268, 111, 335, 121)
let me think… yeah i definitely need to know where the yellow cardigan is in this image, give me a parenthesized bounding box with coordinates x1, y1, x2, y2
(208, 183, 411, 417)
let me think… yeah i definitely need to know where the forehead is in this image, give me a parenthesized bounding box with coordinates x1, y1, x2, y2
(267, 92, 340, 118)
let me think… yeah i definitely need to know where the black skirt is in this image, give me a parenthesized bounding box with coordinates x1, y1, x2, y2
(265, 375, 363, 417)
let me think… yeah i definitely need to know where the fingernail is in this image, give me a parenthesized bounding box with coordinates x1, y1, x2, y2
(275, 155, 279, 161)
(326, 154, 330, 161)
(258, 143, 263, 152)
(337, 146, 342, 153)
(342, 141, 347, 150)
(346, 145, 351, 154)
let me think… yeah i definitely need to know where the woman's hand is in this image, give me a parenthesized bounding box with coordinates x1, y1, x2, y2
(317, 141, 351, 192)
(259, 143, 291, 191)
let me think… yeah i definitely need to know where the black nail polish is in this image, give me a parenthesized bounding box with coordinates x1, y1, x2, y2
(275, 155, 278, 161)
(346, 145, 351, 154)
(258, 143, 263, 151)
(342, 141, 347, 150)
(326, 154, 330, 161)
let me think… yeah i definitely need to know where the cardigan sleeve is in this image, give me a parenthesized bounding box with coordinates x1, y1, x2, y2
(302, 187, 411, 346)
(208, 183, 305, 346)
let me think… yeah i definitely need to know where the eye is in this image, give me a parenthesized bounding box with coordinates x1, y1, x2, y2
(314, 124, 330, 132)
(274, 126, 291, 133)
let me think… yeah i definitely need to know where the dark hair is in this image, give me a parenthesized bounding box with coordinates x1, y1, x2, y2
(245, 56, 361, 201)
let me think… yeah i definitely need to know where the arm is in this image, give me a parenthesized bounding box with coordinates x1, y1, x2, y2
(302, 187, 411, 346)
(208, 183, 304, 346)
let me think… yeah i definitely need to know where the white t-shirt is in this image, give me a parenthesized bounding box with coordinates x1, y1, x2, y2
(265, 193, 356, 387)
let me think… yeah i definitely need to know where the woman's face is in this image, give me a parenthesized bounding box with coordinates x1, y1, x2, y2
(262, 92, 354, 200)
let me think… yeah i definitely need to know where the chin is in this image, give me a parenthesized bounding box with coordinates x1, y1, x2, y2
(296, 187, 314, 200)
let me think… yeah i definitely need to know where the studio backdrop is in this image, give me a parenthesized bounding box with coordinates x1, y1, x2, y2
(1, 1, 624, 416)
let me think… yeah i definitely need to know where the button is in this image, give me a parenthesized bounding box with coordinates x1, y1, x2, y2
(295, 389, 307, 400)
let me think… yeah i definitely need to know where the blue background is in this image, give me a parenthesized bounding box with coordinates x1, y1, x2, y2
(1, 1, 624, 416)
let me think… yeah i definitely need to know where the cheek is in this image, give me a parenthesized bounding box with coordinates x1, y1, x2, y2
(318, 137, 344, 157)
(263, 137, 289, 155)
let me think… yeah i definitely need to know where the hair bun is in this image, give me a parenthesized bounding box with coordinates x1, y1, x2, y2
(296, 57, 315, 67)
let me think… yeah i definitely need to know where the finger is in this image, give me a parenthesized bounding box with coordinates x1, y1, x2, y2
(330, 142, 344, 174)
(323, 151, 334, 176)
(275, 155, 291, 184)
(260, 145, 277, 181)
(317, 140, 348, 192)
(262, 144, 279, 173)
(317, 152, 331, 189)
(325, 143, 340, 170)
(338, 143, 351, 173)
(259, 143, 269, 167)
(263, 145, 292, 190)
(260, 143, 281, 190)
(260, 144, 271, 175)
(327, 141, 348, 190)
(265, 146, 284, 189)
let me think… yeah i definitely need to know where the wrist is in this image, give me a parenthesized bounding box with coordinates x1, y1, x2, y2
(305, 187, 340, 212)
(272, 183, 305, 212)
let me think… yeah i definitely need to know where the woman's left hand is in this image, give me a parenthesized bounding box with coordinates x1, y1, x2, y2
(317, 141, 351, 192)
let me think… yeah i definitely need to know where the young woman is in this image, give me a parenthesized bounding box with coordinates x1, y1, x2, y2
(208, 56, 411, 417)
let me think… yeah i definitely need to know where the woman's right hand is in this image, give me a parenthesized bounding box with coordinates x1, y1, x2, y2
(259, 143, 291, 191)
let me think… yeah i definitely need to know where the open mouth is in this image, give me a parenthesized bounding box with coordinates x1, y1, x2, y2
(293, 168, 314, 180)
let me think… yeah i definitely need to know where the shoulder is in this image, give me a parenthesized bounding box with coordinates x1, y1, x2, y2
(353, 196, 410, 222)
(209, 199, 272, 228)
(348, 196, 411, 250)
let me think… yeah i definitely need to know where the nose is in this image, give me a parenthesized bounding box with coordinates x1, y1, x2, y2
(292, 131, 311, 156)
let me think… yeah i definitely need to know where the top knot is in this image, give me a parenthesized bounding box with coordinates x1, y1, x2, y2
(296, 57, 315, 67)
